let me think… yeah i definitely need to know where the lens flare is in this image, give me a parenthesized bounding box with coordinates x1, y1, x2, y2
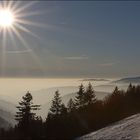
(0, 1, 46, 76)
(0, 9, 14, 27)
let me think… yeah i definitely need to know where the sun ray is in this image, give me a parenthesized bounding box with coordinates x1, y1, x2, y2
(13, 23, 40, 40)
(15, 10, 46, 18)
(8, 25, 20, 52)
(14, 19, 47, 28)
(14, 1, 38, 14)
(11, 26, 32, 51)
(1, 27, 7, 76)
(7, 1, 13, 9)
(0, 1, 53, 77)
(8, 1, 21, 12)
(10, 26, 45, 73)
(7, 26, 29, 76)
(15, 18, 60, 33)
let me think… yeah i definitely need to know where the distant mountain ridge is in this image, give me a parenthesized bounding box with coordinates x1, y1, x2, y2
(81, 78, 109, 82)
(114, 76, 140, 83)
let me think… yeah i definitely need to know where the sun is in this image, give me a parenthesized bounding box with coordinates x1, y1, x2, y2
(0, 1, 50, 76)
(0, 9, 14, 27)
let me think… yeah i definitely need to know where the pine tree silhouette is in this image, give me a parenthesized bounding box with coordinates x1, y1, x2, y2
(67, 98, 75, 112)
(75, 84, 85, 108)
(47, 90, 66, 120)
(84, 83, 96, 105)
(15, 91, 40, 137)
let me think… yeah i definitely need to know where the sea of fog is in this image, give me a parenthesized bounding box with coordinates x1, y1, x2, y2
(0, 78, 130, 105)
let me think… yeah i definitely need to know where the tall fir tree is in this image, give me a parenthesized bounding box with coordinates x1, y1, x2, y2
(67, 98, 75, 112)
(15, 92, 40, 136)
(84, 83, 96, 105)
(47, 90, 65, 119)
(75, 84, 85, 108)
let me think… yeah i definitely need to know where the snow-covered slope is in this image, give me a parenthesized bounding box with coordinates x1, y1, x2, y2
(77, 114, 140, 140)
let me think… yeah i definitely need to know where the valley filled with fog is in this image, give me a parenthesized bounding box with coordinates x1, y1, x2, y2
(0, 77, 139, 127)
(0, 78, 121, 104)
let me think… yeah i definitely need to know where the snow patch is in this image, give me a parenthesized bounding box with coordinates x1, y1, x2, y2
(77, 114, 140, 140)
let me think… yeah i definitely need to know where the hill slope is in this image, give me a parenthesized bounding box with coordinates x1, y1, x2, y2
(0, 117, 11, 129)
(0, 100, 16, 126)
(77, 114, 140, 140)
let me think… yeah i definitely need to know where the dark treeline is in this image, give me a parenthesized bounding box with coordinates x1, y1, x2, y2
(1, 83, 140, 139)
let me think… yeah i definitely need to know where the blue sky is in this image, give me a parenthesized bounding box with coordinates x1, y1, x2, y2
(0, 1, 140, 78)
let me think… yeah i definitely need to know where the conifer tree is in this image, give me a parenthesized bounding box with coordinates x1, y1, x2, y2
(47, 90, 64, 118)
(113, 86, 119, 95)
(127, 83, 133, 93)
(15, 91, 40, 135)
(61, 103, 67, 115)
(84, 83, 96, 105)
(67, 98, 75, 112)
(75, 84, 85, 108)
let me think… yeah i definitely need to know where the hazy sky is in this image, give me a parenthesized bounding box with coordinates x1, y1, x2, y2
(0, 1, 140, 78)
